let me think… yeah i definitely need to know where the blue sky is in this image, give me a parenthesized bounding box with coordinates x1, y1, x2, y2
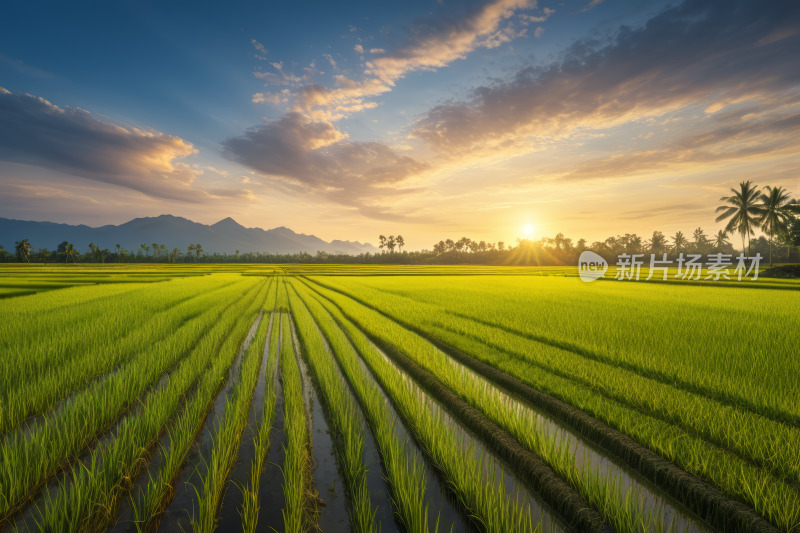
(1, 0, 799, 248)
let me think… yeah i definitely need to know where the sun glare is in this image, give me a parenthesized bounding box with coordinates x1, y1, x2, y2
(524, 225, 533, 235)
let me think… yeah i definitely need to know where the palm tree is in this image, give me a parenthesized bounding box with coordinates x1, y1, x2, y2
(194, 244, 203, 259)
(65, 243, 77, 265)
(671, 231, 688, 254)
(692, 227, 710, 254)
(15, 239, 33, 265)
(648, 231, 668, 254)
(713, 230, 731, 251)
(715, 180, 761, 255)
(755, 186, 800, 267)
(115, 244, 121, 262)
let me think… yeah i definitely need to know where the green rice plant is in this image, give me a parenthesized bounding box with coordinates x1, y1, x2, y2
(280, 310, 313, 533)
(190, 311, 271, 533)
(287, 283, 377, 533)
(238, 313, 280, 533)
(305, 275, 800, 532)
(2, 276, 240, 433)
(26, 279, 271, 532)
(291, 280, 434, 533)
(123, 281, 272, 533)
(291, 280, 541, 533)
(0, 277, 264, 522)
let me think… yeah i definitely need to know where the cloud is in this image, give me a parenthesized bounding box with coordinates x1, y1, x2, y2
(410, 0, 800, 160)
(221, 112, 431, 218)
(266, 0, 532, 124)
(270, 61, 283, 70)
(253, 68, 303, 86)
(534, 26, 545, 38)
(323, 53, 339, 71)
(0, 89, 241, 202)
(354, 44, 364, 54)
(579, 0, 605, 12)
(252, 89, 292, 105)
(251, 39, 267, 53)
(554, 109, 800, 182)
(291, 77, 390, 120)
(363, 0, 531, 83)
(519, 7, 555, 24)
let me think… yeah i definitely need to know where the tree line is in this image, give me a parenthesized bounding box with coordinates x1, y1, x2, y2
(3, 181, 797, 267)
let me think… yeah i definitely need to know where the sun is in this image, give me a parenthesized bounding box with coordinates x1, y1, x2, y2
(524, 225, 533, 235)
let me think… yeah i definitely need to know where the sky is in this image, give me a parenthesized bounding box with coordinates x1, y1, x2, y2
(1, 0, 799, 249)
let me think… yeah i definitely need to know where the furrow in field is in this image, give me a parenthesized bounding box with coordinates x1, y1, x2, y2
(287, 282, 379, 532)
(303, 276, 800, 533)
(214, 279, 280, 532)
(291, 279, 471, 533)
(155, 305, 268, 533)
(293, 278, 565, 533)
(0, 277, 263, 525)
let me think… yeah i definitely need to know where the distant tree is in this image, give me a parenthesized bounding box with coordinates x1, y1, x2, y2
(141, 244, 150, 258)
(488, 243, 497, 251)
(497, 241, 505, 251)
(38, 247, 50, 266)
(378, 235, 388, 252)
(65, 243, 78, 265)
(671, 231, 688, 254)
(188, 244, 196, 260)
(755, 186, 800, 267)
(444, 238, 455, 252)
(88, 243, 99, 262)
(386, 236, 396, 253)
(0, 244, 7, 263)
(433, 240, 446, 254)
(15, 239, 33, 265)
(715, 180, 761, 255)
(692, 227, 710, 253)
(115, 244, 121, 262)
(713, 230, 731, 251)
(235, 249, 240, 259)
(194, 244, 203, 259)
(647, 231, 668, 254)
(172, 247, 180, 263)
(396, 235, 405, 252)
(467, 240, 479, 253)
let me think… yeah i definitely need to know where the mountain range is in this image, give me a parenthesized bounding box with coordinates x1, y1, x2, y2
(0, 215, 378, 255)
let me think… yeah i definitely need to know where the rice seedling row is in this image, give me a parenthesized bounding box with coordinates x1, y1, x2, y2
(287, 281, 378, 532)
(8, 278, 270, 532)
(0, 277, 265, 525)
(315, 276, 798, 426)
(290, 278, 466, 533)
(280, 300, 319, 533)
(291, 279, 554, 533)
(3, 276, 241, 435)
(133, 279, 272, 533)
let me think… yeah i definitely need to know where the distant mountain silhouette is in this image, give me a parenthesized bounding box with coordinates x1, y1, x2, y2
(0, 215, 378, 255)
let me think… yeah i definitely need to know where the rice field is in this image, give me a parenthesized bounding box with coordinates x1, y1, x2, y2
(0, 263, 796, 533)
